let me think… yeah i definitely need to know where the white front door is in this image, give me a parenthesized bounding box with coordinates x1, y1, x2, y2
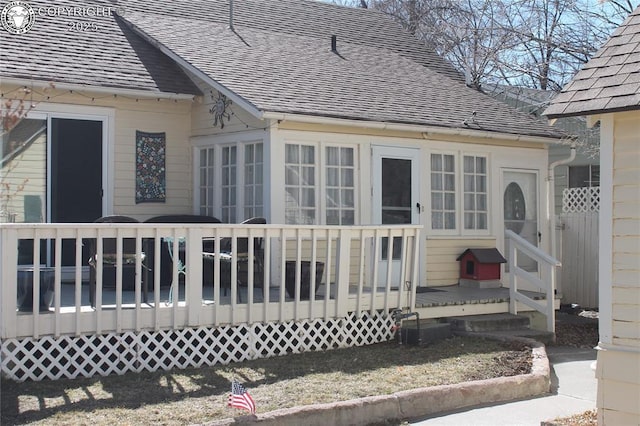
(503, 170, 539, 272)
(372, 146, 420, 287)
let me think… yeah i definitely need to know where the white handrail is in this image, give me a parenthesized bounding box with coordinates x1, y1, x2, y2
(0, 223, 421, 339)
(505, 230, 560, 333)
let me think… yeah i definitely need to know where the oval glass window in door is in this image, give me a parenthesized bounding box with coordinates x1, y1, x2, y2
(504, 182, 526, 234)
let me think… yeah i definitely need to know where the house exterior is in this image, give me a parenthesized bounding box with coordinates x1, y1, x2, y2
(544, 6, 640, 424)
(1, 0, 562, 381)
(484, 84, 600, 214)
(1, 0, 561, 285)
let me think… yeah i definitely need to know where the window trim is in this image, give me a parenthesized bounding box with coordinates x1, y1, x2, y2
(428, 150, 491, 236)
(192, 132, 265, 222)
(283, 140, 359, 225)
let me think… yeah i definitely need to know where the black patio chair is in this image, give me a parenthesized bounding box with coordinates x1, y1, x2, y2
(88, 215, 142, 308)
(143, 214, 222, 303)
(219, 217, 267, 294)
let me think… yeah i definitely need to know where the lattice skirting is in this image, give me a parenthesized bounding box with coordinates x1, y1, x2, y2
(1, 311, 393, 382)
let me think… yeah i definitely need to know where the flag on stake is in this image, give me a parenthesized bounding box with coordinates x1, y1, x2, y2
(228, 379, 256, 414)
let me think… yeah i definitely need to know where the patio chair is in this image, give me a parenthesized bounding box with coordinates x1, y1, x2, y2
(218, 217, 267, 295)
(143, 214, 222, 303)
(88, 215, 142, 308)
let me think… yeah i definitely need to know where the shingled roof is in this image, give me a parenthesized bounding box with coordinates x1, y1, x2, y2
(117, 0, 560, 139)
(2, 0, 561, 139)
(544, 6, 640, 118)
(0, 0, 200, 96)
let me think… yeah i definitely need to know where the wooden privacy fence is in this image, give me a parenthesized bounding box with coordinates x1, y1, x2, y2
(558, 187, 599, 308)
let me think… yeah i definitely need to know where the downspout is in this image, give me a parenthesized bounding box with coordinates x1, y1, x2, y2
(548, 145, 576, 261)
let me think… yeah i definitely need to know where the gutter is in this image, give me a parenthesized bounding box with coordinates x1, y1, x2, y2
(261, 111, 561, 145)
(547, 145, 576, 290)
(0, 77, 195, 101)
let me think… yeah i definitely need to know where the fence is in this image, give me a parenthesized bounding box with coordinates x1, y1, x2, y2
(558, 187, 599, 308)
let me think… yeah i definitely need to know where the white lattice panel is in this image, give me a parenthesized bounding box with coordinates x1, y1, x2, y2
(562, 187, 600, 213)
(1, 311, 394, 382)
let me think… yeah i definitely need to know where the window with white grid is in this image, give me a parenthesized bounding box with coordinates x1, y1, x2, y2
(325, 146, 355, 225)
(430, 153, 456, 230)
(244, 143, 264, 219)
(221, 146, 237, 222)
(199, 147, 215, 217)
(285, 144, 316, 224)
(463, 155, 488, 230)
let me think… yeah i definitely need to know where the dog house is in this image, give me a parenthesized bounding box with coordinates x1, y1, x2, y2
(456, 248, 507, 288)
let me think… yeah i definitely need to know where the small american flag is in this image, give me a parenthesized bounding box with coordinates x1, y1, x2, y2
(228, 379, 256, 414)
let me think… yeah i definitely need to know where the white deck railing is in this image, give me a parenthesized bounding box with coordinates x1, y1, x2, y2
(505, 230, 561, 332)
(0, 223, 421, 339)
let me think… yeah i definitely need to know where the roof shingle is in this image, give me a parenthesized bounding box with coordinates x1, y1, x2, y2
(544, 6, 640, 118)
(0, 0, 200, 95)
(119, 0, 561, 139)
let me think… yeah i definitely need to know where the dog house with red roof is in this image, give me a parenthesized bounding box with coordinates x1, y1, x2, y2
(456, 248, 507, 288)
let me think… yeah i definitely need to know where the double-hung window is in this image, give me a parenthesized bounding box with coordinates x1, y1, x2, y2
(284, 143, 356, 225)
(430, 153, 456, 230)
(199, 147, 216, 217)
(244, 142, 264, 218)
(325, 146, 355, 225)
(221, 146, 237, 223)
(196, 141, 264, 222)
(463, 155, 488, 230)
(430, 152, 489, 233)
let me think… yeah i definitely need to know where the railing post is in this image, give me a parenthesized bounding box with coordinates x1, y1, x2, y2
(335, 228, 351, 318)
(544, 262, 556, 333)
(0, 227, 18, 339)
(186, 227, 203, 326)
(507, 233, 518, 315)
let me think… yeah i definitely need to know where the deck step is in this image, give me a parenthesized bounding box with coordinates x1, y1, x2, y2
(398, 322, 452, 345)
(447, 313, 530, 332)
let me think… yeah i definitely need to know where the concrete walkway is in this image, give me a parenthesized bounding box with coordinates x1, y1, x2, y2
(409, 345, 597, 426)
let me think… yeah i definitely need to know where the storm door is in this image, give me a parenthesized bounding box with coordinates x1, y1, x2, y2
(372, 146, 420, 287)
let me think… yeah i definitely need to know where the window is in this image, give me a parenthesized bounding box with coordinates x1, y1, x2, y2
(325, 146, 355, 225)
(221, 146, 237, 222)
(244, 143, 263, 218)
(463, 155, 488, 230)
(569, 165, 599, 188)
(430, 152, 490, 233)
(430, 153, 456, 230)
(285, 144, 316, 224)
(199, 147, 216, 217)
(283, 143, 357, 225)
(197, 142, 263, 222)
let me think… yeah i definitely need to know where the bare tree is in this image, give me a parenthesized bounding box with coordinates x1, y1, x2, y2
(358, 0, 634, 90)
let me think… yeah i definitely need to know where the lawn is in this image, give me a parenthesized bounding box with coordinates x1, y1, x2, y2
(1, 336, 531, 425)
